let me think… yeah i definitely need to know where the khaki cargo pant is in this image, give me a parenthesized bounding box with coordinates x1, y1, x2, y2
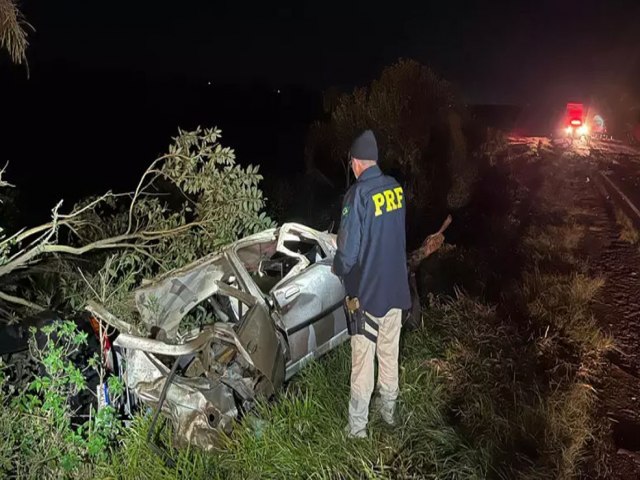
(348, 308, 402, 436)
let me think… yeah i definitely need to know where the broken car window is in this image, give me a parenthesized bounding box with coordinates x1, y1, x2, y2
(134, 254, 245, 339)
(236, 233, 327, 296)
(180, 287, 251, 335)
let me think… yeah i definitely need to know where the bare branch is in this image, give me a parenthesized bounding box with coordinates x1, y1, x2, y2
(0, 218, 205, 279)
(0, 161, 14, 189)
(127, 158, 165, 234)
(126, 151, 201, 235)
(408, 215, 453, 271)
(77, 267, 101, 301)
(127, 154, 189, 233)
(0, 289, 45, 311)
(0, 200, 64, 250)
(62, 192, 118, 219)
(85, 300, 135, 334)
(139, 221, 203, 238)
(132, 246, 167, 271)
(0, 193, 133, 253)
(42, 241, 146, 256)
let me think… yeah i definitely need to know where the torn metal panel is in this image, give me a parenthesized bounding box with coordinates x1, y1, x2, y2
(271, 257, 346, 366)
(272, 223, 337, 285)
(210, 322, 255, 369)
(134, 254, 232, 339)
(285, 329, 350, 380)
(114, 326, 216, 356)
(123, 349, 238, 450)
(234, 303, 285, 397)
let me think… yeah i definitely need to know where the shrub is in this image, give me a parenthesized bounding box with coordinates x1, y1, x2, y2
(0, 127, 275, 322)
(305, 59, 478, 236)
(0, 321, 122, 478)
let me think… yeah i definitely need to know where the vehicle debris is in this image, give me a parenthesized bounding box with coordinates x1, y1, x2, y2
(2, 220, 449, 451)
(84, 216, 452, 449)
(87, 223, 348, 449)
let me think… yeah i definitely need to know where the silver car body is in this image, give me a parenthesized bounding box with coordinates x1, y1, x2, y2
(87, 223, 347, 449)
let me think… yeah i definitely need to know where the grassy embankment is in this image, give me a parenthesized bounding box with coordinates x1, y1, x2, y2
(93, 148, 611, 479)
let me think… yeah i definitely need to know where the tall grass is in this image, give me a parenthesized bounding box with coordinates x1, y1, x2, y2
(94, 258, 607, 479)
(86, 155, 613, 479)
(0, 148, 599, 479)
(97, 316, 492, 479)
(614, 207, 640, 245)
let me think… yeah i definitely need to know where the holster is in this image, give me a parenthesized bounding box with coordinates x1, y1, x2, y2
(343, 296, 378, 343)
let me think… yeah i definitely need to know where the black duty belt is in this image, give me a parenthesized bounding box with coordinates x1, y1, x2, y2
(344, 296, 378, 343)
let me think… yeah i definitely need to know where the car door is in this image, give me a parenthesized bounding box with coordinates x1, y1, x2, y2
(269, 224, 347, 378)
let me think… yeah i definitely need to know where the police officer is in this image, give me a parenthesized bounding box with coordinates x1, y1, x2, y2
(333, 129, 411, 438)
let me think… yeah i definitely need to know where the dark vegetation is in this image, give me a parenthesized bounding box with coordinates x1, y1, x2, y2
(304, 59, 485, 246)
(0, 51, 610, 479)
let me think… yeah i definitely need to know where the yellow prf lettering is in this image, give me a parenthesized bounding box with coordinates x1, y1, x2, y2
(373, 187, 404, 216)
(394, 187, 404, 208)
(372, 193, 385, 216)
(384, 189, 397, 211)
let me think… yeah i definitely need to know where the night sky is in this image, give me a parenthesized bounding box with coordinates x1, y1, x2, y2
(1, 0, 639, 222)
(16, 0, 640, 102)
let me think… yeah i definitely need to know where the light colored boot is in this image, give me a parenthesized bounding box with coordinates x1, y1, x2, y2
(344, 423, 367, 438)
(347, 395, 369, 438)
(375, 395, 396, 426)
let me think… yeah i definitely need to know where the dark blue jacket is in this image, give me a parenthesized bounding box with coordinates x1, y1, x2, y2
(333, 165, 411, 317)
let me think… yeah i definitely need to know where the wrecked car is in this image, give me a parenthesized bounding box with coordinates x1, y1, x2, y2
(87, 223, 347, 449)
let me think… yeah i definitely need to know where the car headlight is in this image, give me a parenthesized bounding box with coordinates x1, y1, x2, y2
(577, 125, 588, 136)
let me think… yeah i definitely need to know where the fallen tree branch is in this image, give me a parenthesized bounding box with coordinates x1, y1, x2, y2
(404, 215, 453, 330)
(408, 214, 452, 271)
(85, 300, 135, 334)
(0, 220, 204, 278)
(127, 158, 163, 235)
(0, 161, 14, 189)
(0, 289, 45, 311)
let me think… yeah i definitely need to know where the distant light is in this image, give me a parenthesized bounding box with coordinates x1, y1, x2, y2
(277, 89, 281, 94)
(593, 114, 604, 128)
(208, 81, 211, 86)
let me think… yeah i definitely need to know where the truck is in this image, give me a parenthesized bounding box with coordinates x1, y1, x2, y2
(564, 102, 589, 141)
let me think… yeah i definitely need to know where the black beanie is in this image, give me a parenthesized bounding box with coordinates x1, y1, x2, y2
(350, 130, 378, 162)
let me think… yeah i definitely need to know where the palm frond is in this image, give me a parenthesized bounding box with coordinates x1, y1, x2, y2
(0, 0, 32, 66)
